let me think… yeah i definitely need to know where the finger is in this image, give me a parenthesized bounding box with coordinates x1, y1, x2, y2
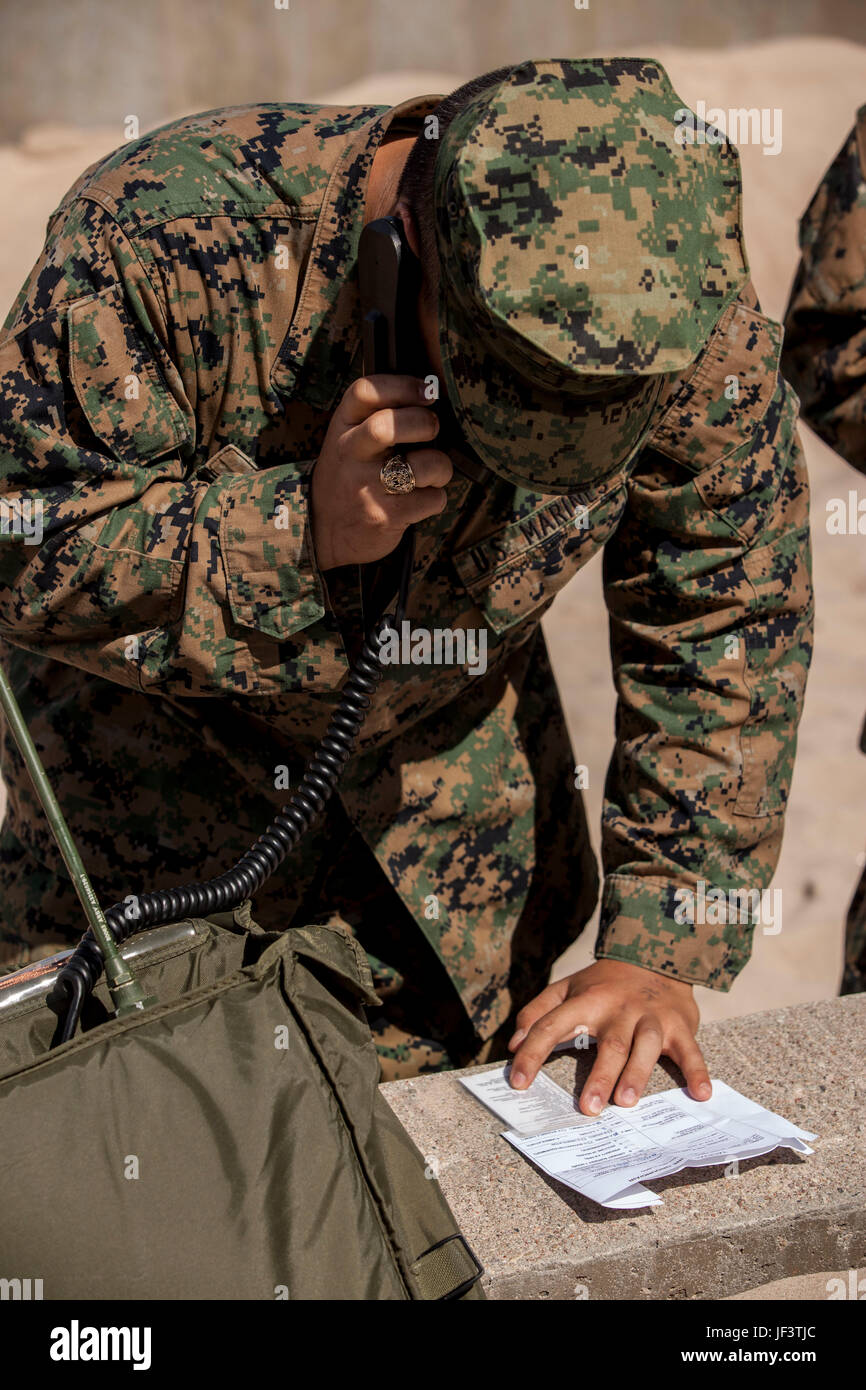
(578, 1017, 638, 1115)
(357, 485, 448, 545)
(384, 485, 449, 526)
(510, 995, 604, 1090)
(612, 1016, 665, 1107)
(666, 1032, 712, 1101)
(338, 374, 428, 425)
(346, 405, 439, 459)
(508, 979, 571, 1050)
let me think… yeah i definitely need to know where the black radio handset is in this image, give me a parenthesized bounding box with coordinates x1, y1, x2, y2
(357, 216, 422, 627)
(358, 215, 423, 380)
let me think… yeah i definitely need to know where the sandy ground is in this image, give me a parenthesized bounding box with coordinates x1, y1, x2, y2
(0, 38, 863, 1025)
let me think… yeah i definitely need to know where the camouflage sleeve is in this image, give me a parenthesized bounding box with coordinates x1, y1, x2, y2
(0, 198, 327, 696)
(595, 298, 813, 989)
(781, 110, 866, 472)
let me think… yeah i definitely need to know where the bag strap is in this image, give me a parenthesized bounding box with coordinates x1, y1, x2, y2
(410, 1233, 484, 1301)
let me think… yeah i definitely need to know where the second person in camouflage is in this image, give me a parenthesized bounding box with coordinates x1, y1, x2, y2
(782, 106, 866, 994)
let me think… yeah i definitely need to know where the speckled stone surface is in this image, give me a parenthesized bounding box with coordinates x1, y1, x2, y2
(380, 996, 866, 1300)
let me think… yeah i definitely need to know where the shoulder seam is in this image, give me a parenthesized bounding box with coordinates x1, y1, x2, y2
(78, 184, 320, 235)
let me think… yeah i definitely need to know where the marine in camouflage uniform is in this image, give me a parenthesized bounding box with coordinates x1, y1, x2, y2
(782, 106, 866, 994)
(0, 59, 813, 1079)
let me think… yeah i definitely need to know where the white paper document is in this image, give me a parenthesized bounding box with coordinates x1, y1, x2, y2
(460, 1070, 817, 1209)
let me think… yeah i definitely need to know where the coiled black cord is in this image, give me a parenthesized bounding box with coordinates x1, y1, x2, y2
(47, 610, 399, 1046)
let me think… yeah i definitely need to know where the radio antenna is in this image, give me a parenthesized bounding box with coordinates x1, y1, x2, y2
(0, 664, 156, 1024)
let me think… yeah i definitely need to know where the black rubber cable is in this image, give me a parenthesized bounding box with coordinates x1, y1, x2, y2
(47, 605, 402, 1047)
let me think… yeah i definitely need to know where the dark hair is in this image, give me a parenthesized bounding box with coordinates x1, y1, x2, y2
(397, 67, 514, 304)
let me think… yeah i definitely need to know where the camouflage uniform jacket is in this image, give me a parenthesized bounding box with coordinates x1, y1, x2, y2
(782, 107, 866, 991)
(782, 107, 866, 472)
(0, 96, 813, 1040)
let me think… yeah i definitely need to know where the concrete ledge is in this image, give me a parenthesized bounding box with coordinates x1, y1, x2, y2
(380, 996, 866, 1300)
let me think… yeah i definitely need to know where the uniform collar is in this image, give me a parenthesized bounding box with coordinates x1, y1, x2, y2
(271, 93, 443, 409)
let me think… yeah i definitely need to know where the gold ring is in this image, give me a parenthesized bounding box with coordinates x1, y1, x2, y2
(380, 454, 416, 495)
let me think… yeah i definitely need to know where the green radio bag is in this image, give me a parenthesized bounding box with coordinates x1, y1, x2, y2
(0, 902, 484, 1301)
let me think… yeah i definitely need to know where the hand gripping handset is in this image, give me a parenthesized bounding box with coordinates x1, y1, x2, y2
(42, 220, 418, 1044)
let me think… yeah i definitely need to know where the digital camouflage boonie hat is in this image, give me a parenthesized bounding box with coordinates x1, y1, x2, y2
(434, 57, 750, 492)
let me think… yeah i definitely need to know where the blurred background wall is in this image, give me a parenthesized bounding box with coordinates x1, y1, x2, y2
(0, 0, 865, 1021)
(0, 0, 864, 140)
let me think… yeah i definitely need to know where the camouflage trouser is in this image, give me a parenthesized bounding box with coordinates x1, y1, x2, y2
(304, 800, 519, 1083)
(367, 1016, 512, 1083)
(842, 860, 866, 995)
